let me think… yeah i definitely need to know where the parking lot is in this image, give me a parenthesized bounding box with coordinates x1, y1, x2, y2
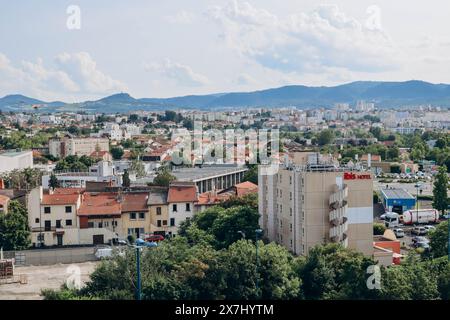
(0, 261, 98, 300)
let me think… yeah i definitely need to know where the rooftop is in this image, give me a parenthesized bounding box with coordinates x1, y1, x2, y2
(172, 165, 247, 182)
(78, 193, 121, 216)
(380, 188, 415, 200)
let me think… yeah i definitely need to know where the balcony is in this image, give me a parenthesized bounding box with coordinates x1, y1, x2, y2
(329, 183, 349, 248)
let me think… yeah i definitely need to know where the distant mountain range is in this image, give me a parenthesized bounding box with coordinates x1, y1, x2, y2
(2, 80, 450, 113)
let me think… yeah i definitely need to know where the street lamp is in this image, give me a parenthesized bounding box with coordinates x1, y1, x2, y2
(129, 238, 157, 300)
(415, 183, 421, 218)
(255, 228, 263, 297)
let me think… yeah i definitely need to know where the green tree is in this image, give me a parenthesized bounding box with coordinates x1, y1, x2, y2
(298, 244, 377, 300)
(242, 165, 258, 184)
(317, 129, 334, 146)
(428, 220, 449, 258)
(122, 170, 131, 188)
(373, 223, 386, 235)
(110, 147, 124, 160)
(433, 165, 449, 215)
(0, 201, 31, 250)
(49, 173, 60, 190)
(152, 170, 176, 187)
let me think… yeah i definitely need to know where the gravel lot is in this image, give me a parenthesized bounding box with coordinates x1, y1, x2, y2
(0, 261, 98, 300)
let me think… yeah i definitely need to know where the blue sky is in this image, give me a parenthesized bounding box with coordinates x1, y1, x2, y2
(1, 0, 450, 102)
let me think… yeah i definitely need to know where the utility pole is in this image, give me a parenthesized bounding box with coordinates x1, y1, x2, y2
(136, 246, 141, 300)
(255, 229, 263, 298)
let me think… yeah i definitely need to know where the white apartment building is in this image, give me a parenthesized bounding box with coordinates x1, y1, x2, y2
(0, 150, 33, 174)
(49, 137, 109, 158)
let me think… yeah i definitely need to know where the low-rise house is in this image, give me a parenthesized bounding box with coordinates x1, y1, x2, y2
(167, 182, 198, 236)
(77, 192, 121, 245)
(148, 188, 170, 236)
(27, 187, 82, 247)
(121, 192, 150, 239)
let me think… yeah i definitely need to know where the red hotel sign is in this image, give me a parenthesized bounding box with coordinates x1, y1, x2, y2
(344, 172, 371, 180)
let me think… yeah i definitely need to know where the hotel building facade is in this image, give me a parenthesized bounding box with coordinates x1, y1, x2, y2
(259, 152, 373, 257)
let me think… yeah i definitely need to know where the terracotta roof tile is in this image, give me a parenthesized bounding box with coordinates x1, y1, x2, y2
(42, 194, 80, 206)
(78, 193, 121, 216)
(121, 193, 149, 212)
(168, 185, 198, 203)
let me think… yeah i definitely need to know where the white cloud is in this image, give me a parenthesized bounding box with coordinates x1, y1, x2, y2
(207, 1, 400, 75)
(145, 58, 209, 87)
(235, 73, 257, 86)
(55, 52, 126, 94)
(165, 11, 196, 24)
(0, 52, 126, 101)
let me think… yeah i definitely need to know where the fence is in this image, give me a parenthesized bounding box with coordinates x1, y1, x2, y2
(2, 247, 97, 266)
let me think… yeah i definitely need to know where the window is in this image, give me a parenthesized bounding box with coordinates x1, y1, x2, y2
(35, 218, 39, 223)
(44, 220, 51, 231)
(112, 221, 118, 227)
(130, 212, 136, 220)
(163, 220, 167, 226)
(66, 219, 72, 226)
(186, 203, 190, 212)
(128, 228, 134, 235)
(56, 220, 61, 228)
(157, 220, 162, 227)
(98, 222, 103, 228)
(139, 212, 145, 219)
(88, 222, 94, 228)
(65, 206, 72, 213)
(172, 204, 177, 212)
(44, 207, 51, 214)
(170, 218, 175, 226)
(156, 207, 162, 215)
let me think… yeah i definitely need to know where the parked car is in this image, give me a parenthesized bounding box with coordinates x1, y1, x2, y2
(145, 234, 165, 242)
(423, 225, 436, 233)
(411, 226, 427, 236)
(413, 241, 430, 250)
(393, 228, 405, 238)
(412, 236, 429, 244)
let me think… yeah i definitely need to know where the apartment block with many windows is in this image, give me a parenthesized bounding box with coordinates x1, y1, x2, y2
(259, 152, 373, 257)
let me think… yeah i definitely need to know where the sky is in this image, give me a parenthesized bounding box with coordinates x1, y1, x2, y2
(1, 0, 450, 102)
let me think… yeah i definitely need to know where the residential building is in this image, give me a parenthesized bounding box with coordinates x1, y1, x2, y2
(27, 187, 82, 247)
(148, 188, 170, 236)
(49, 137, 109, 158)
(0, 150, 33, 174)
(77, 192, 122, 245)
(121, 192, 150, 239)
(259, 151, 373, 257)
(167, 182, 198, 236)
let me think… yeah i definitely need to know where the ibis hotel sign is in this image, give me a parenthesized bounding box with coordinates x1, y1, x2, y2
(344, 172, 371, 180)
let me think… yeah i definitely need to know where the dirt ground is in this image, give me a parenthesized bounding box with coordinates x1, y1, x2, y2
(0, 261, 98, 300)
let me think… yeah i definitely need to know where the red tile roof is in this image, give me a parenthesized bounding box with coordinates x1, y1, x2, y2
(78, 193, 121, 216)
(168, 185, 198, 203)
(234, 181, 258, 197)
(121, 193, 149, 212)
(42, 194, 80, 206)
(53, 188, 84, 195)
(197, 192, 230, 205)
